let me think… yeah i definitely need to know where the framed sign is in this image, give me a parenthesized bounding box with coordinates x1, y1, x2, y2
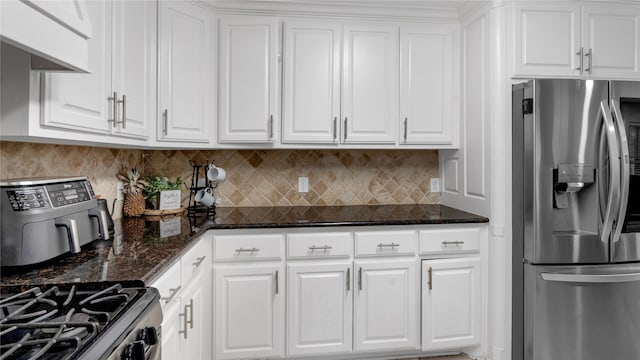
(159, 190, 181, 210)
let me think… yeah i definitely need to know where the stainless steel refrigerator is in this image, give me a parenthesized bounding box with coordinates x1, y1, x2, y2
(512, 79, 640, 360)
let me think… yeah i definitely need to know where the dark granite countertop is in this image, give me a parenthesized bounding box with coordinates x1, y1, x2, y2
(0, 204, 488, 286)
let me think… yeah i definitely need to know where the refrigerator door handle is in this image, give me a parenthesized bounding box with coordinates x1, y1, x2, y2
(541, 272, 640, 283)
(611, 99, 630, 245)
(600, 101, 621, 245)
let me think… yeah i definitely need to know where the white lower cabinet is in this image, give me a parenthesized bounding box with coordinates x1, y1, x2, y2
(214, 264, 285, 359)
(354, 258, 420, 352)
(149, 233, 212, 360)
(421, 257, 481, 351)
(287, 261, 353, 356)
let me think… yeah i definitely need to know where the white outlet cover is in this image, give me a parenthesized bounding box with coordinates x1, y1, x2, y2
(430, 178, 440, 192)
(298, 176, 309, 193)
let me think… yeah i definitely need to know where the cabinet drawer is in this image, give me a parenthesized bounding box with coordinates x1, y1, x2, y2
(287, 232, 352, 259)
(420, 227, 481, 254)
(181, 234, 212, 284)
(214, 233, 284, 261)
(151, 260, 182, 309)
(354, 230, 418, 257)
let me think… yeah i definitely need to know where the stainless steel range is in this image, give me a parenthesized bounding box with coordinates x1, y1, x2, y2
(0, 282, 161, 360)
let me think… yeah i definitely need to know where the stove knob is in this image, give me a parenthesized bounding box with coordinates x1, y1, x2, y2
(122, 340, 145, 360)
(140, 326, 158, 345)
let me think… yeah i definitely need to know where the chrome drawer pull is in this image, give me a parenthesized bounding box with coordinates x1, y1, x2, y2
(160, 286, 181, 303)
(235, 247, 259, 253)
(377, 242, 399, 249)
(192, 256, 206, 267)
(309, 245, 333, 251)
(442, 241, 464, 246)
(185, 298, 194, 329)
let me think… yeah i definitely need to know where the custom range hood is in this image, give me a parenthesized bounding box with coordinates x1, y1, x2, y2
(0, 0, 91, 72)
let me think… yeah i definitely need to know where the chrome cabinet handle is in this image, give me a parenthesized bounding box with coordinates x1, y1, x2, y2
(269, 114, 274, 139)
(116, 94, 126, 129)
(358, 267, 362, 291)
(308, 245, 333, 251)
(160, 286, 181, 303)
(377, 242, 399, 249)
(235, 247, 259, 253)
(178, 308, 188, 339)
(333, 116, 337, 141)
(343, 117, 348, 141)
(346, 267, 351, 291)
(403, 117, 408, 142)
(585, 48, 592, 74)
(428, 267, 433, 290)
(162, 109, 168, 136)
(192, 256, 206, 268)
(575, 47, 583, 72)
(185, 298, 194, 329)
(108, 91, 118, 125)
(275, 270, 279, 294)
(442, 240, 464, 246)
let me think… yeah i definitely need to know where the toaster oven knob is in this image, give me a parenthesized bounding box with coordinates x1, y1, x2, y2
(140, 326, 158, 345)
(122, 340, 145, 360)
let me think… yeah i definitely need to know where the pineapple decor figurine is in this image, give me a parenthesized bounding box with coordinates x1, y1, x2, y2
(117, 167, 148, 217)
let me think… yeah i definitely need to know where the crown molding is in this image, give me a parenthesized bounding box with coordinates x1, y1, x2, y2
(207, 0, 469, 21)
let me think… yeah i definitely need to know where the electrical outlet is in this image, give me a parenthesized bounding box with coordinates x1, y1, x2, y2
(116, 181, 124, 201)
(430, 178, 440, 193)
(298, 176, 309, 193)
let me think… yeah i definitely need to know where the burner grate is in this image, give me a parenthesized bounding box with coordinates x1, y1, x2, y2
(0, 284, 141, 360)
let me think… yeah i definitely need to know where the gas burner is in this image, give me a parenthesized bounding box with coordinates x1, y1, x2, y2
(0, 284, 142, 360)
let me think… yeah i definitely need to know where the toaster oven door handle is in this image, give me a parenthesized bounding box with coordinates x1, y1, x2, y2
(55, 217, 81, 253)
(88, 208, 111, 240)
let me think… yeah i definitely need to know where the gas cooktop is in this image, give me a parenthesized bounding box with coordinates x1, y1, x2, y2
(0, 281, 160, 360)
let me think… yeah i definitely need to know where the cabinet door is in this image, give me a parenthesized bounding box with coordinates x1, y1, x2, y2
(512, 2, 581, 77)
(342, 24, 398, 144)
(354, 258, 419, 352)
(400, 24, 457, 146)
(111, 0, 155, 139)
(182, 270, 212, 360)
(422, 257, 481, 351)
(282, 21, 341, 144)
(582, 3, 640, 79)
(158, 1, 212, 142)
(287, 262, 352, 356)
(43, 0, 112, 134)
(214, 264, 284, 359)
(160, 299, 184, 360)
(219, 16, 279, 143)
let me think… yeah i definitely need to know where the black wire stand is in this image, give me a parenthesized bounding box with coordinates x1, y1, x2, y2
(187, 160, 217, 217)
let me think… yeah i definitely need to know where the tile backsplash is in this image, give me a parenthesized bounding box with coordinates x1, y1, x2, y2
(1, 142, 440, 208)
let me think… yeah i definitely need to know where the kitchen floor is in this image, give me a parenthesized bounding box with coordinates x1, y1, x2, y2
(399, 355, 471, 360)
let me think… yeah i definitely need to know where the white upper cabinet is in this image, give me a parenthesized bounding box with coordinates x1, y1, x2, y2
(43, 0, 154, 140)
(342, 24, 398, 144)
(400, 24, 458, 146)
(219, 15, 279, 143)
(581, 3, 640, 78)
(43, 0, 112, 135)
(111, 0, 156, 139)
(512, 1, 640, 79)
(158, 1, 213, 143)
(282, 20, 341, 144)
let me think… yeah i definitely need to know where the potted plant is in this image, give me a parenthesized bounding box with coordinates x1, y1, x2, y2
(142, 176, 183, 210)
(117, 167, 148, 217)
